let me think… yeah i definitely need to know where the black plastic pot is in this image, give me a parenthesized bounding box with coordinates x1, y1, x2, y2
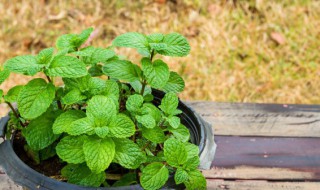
(0, 89, 216, 190)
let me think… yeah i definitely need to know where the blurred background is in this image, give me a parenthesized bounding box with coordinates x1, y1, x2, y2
(0, 0, 320, 116)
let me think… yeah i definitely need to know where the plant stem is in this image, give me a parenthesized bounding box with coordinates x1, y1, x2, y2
(45, 75, 52, 83)
(5, 102, 26, 127)
(140, 50, 155, 96)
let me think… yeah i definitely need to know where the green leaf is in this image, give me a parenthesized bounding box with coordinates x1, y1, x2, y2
(108, 114, 135, 138)
(184, 142, 199, 160)
(3, 85, 23, 103)
(88, 64, 103, 76)
(102, 60, 141, 82)
(159, 92, 179, 116)
(126, 94, 144, 114)
(72, 46, 95, 56)
(130, 80, 152, 96)
(0, 69, 10, 85)
(103, 80, 120, 109)
(157, 33, 190, 57)
(149, 43, 168, 51)
(78, 27, 94, 45)
(62, 89, 86, 105)
(147, 33, 164, 43)
(83, 137, 115, 173)
(168, 124, 190, 142)
(184, 170, 206, 190)
(67, 117, 94, 135)
(0, 89, 3, 99)
(61, 164, 106, 187)
(167, 116, 180, 129)
(143, 103, 162, 123)
(24, 109, 61, 150)
(56, 135, 87, 164)
(162, 71, 185, 93)
(4, 55, 41, 76)
(91, 48, 115, 64)
(141, 58, 170, 88)
(183, 156, 200, 170)
(47, 55, 87, 78)
(112, 173, 137, 187)
(95, 127, 109, 138)
(164, 138, 187, 167)
(88, 77, 106, 95)
(175, 168, 189, 184)
(113, 138, 146, 169)
(140, 162, 169, 190)
(63, 75, 90, 92)
(113, 32, 148, 49)
(56, 34, 78, 52)
(136, 114, 156, 129)
(142, 126, 166, 143)
(37, 47, 54, 65)
(17, 78, 55, 119)
(52, 110, 86, 134)
(87, 95, 117, 127)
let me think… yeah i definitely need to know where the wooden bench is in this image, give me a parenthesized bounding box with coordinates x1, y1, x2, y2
(1, 102, 320, 189)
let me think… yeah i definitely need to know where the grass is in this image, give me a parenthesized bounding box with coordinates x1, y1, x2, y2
(0, 0, 320, 116)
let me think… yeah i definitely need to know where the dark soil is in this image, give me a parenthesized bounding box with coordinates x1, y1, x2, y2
(13, 132, 64, 178)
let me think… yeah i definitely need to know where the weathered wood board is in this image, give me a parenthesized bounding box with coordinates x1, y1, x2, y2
(188, 101, 320, 137)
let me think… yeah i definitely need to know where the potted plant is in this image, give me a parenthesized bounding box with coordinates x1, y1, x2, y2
(0, 28, 216, 190)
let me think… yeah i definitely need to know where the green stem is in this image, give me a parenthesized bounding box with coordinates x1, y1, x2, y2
(140, 50, 155, 95)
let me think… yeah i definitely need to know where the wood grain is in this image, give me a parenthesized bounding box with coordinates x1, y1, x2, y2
(204, 136, 320, 180)
(188, 101, 320, 137)
(207, 179, 320, 190)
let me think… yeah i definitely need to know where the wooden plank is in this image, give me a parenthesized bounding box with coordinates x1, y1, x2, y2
(207, 179, 320, 190)
(188, 101, 320, 137)
(203, 136, 320, 180)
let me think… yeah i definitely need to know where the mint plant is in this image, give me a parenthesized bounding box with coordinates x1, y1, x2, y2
(0, 28, 206, 190)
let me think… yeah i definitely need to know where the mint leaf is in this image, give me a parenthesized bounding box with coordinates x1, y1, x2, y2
(168, 124, 190, 142)
(47, 55, 87, 78)
(88, 77, 106, 95)
(61, 164, 106, 187)
(102, 60, 141, 82)
(87, 95, 117, 127)
(0, 69, 10, 85)
(37, 47, 54, 65)
(140, 162, 169, 190)
(95, 127, 109, 138)
(167, 115, 180, 129)
(103, 80, 120, 108)
(62, 89, 86, 105)
(143, 103, 162, 123)
(0, 89, 3, 99)
(147, 33, 164, 43)
(157, 33, 190, 57)
(159, 92, 179, 116)
(52, 110, 86, 134)
(183, 156, 200, 170)
(88, 64, 103, 76)
(141, 58, 170, 88)
(72, 46, 95, 56)
(130, 80, 152, 96)
(112, 173, 137, 187)
(136, 114, 156, 129)
(56, 34, 78, 52)
(164, 138, 187, 167)
(4, 55, 41, 76)
(83, 137, 115, 173)
(184, 170, 206, 190)
(113, 32, 148, 49)
(142, 126, 166, 143)
(3, 85, 23, 103)
(67, 117, 94, 135)
(108, 114, 135, 138)
(78, 27, 94, 45)
(149, 43, 167, 51)
(184, 142, 199, 160)
(175, 168, 188, 184)
(162, 71, 185, 93)
(113, 138, 146, 169)
(126, 94, 144, 114)
(91, 48, 115, 64)
(24, 109, 61, 150)
(63, 75, 90, 92)
(17, 78, 55, 119)
(56, 135, 87, 164)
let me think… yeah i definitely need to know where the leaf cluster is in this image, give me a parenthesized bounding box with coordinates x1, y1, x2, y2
(0, 28, 205, 189)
